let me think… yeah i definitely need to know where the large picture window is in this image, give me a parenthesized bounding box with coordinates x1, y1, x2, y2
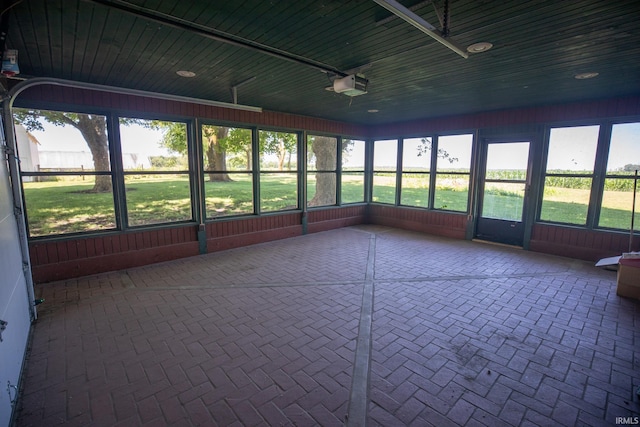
(14, 109, 116, 237)
(372, 139, 398, 204)
(540, 125, 599, 225)
(598, 122, 640, 231)
(307, 135, 337, 207)
(120, 118, 193, 226)
(341, 139, 366, 204)
(433, 134, 473, 212)
(201, 125, 253, 218)
(401, 137, 431, 207)
(259, 130, 298, 212)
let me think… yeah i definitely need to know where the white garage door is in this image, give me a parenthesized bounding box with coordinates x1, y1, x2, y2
(0, 115, 34, 427)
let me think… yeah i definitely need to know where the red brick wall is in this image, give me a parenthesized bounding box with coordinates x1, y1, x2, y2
(368, 205, 468, 239)
(530, 224, 639, 262)
(206, 212, 303, 252)
(307, 206, 366, 233)
(29, 207, 368, 283)
(29, 225, 200, 283)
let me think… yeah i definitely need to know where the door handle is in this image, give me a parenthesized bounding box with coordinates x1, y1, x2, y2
(7, 381, 18, 405)
(0, 319, 7, 342)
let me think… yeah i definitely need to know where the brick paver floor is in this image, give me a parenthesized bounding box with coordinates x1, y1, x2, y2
(14, 226, 640, 426)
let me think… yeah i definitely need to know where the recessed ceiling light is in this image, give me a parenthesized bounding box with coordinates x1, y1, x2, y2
(176, 70, 196, 78)
(574, 72, 599, 80)
(466, 42, 493, 53)
(368, 109, 379, 113)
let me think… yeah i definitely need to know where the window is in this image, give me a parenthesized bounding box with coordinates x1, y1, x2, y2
(14, 109, 116, 237)
(540, 125, 599, 225)
(372, 139, 398, 204)
(341, 139, 366, 204)
(598, 122, 640, 231)
(433, 134, 473, 212)
(401, 137, 431, 207)
(120, 118, 193, 226)
(202, 125, 253, 218)
(481, 142, 529, 221)
(259, 130, 298, 212)
(307, 135, 337, 207)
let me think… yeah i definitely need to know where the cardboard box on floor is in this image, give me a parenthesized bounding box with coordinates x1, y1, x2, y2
(616, 257, 640, 299)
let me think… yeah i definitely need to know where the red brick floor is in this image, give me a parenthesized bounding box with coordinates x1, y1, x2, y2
(14, 226, 640, 426)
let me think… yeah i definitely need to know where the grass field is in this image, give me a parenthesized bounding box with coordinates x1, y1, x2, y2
(22, 175, 639, 236)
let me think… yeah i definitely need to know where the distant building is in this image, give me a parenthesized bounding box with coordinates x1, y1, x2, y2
(15, 124, 40, 181)
(14, 124, 152, 174)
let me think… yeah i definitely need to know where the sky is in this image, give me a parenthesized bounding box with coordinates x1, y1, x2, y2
(608, 122, 640, 171)
(28, 121, 170, 157)
(375, 134, 474, 170)
(547, 123, 640, 172)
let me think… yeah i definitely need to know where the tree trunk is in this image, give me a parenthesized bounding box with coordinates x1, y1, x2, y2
(206, 127, 232, 182)
(75, 114, 112, 193)
(309, 136, 337, 207)
(245, 148, 251, 171)
(277, 139, 286, 171)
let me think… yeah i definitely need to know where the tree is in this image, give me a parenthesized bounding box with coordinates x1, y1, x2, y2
(160, 123, 231, 182)
(202, 126, 230, 181)
(224, 128, 252, 171)
(14, 110, 112, 192)
(308, 136, 337, 206)
(259, 132, 297, 171)
(159, 123, 253, 181)
(417, 137, 458, 164)
(623, 164, 640, 173)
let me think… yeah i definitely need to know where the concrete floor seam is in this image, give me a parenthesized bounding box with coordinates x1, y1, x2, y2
(347, 233, 376, 427)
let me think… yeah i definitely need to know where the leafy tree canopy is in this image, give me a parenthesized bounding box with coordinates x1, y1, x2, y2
(157, 122, 252, 156)
(417, 137, 458, 164)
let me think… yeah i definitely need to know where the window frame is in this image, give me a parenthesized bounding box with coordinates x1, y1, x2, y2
(199, 121, 256, 219)
(13, 100, 376, 241)
(399, 136, 433, 209)
(117, 115, 197, 228)
(306, 133, 339, 208)
(257, 128, 301, 214)
(537, 123, 601, 227)
(340, 137, 367, 205)
(371, 138, 399, 205)
(15, 106, 120, 238)
(594, 120, 640, 232)
(432, 133, 475, 213)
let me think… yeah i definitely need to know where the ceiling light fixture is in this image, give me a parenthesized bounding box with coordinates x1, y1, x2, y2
(176, 70, 196, 78)
(372, 0, 468, 59)
(466, 42, 493, 53)
(574, 72, 599, 80)
(368, 109, 379, 113)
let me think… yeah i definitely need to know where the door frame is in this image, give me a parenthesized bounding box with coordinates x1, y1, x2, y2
(473, 135, 538, 247)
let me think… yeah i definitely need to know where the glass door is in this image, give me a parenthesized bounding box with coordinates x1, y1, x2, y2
(475, 141, 531, 246)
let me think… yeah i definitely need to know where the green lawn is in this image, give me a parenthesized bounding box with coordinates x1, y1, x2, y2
(22, 176, 639, 237)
